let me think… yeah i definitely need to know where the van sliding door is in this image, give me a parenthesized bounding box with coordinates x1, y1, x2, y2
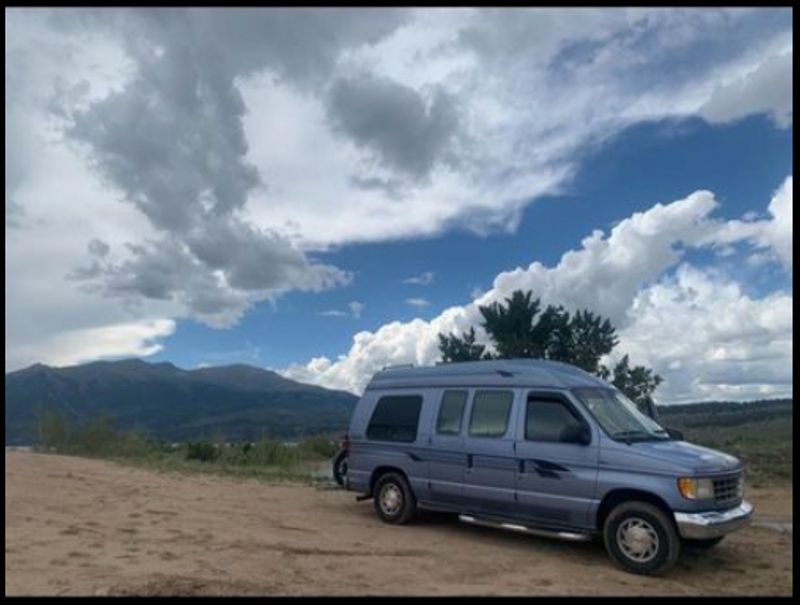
(460, 389, 519, 517)
(427, 389, 468, 506)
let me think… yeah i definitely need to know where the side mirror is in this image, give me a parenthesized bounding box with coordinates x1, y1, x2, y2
(561, 424, 591, 445)
(665, 427, 684, 441)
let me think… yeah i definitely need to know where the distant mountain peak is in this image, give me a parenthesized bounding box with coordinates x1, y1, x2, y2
(5, 357, 358, 445)
(8, 361, 54, 375)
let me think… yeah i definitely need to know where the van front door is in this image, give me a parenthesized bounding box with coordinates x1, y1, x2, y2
(514, 391, 599, 530)
(461, 389, 518, 517)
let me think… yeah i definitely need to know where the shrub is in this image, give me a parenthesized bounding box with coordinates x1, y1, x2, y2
(186, 441, 219, 463)
(218, 441, 253, 466)
(65, 417, 118, 457)
(117, 430, 161, 459)
(35, 409, 69, 451)
(299, 434, 338, 459)
(249, 438, 301, 467)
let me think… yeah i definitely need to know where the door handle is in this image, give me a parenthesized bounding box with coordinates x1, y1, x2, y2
(466, 454, 473, 470)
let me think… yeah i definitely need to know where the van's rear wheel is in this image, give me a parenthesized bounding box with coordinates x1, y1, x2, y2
(373, 472, 416, 525)
(603, 501, 680, 575)
(332, 449, 348, 487)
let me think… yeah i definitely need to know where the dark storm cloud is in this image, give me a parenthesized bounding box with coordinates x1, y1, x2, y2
(327, 74, 460, 179)
(75, 230, 348, 325)
(55, 8, 406, 323)
(182, 217, 349, 293)
(88, 239, 110, 258)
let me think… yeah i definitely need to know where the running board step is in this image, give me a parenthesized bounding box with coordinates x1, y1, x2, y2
(458, 514, 591, 542)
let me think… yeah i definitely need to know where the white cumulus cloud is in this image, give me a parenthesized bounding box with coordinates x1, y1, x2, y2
(616, 265, 792, 403)
(281, 179, 793, 403)
(7, 319, 176, 369)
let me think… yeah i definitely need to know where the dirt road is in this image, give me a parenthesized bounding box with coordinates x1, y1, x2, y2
(5, 451, 793, 596)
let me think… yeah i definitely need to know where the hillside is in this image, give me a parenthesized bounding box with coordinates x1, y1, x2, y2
(5, 359, 358, 445)
(656, 398, 792, 429)
(656, 398, 792, 485)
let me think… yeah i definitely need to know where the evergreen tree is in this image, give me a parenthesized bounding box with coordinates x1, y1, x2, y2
(478, 290, 542, 358)
(599, 355, 663, 410)
(437, 327, 488, 362)
(437, 289, 662, 406)
(561, 309, 618, 374)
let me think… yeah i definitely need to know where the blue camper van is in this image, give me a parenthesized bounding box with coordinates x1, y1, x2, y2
(343, 359, 752, 575)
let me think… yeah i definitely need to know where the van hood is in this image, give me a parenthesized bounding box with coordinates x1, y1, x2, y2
(621, 439, 741, 474)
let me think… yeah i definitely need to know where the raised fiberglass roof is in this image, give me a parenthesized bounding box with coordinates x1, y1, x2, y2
(365, 358, 610, 391)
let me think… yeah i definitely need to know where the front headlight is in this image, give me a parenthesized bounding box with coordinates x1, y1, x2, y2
(677, 477, 715, 500)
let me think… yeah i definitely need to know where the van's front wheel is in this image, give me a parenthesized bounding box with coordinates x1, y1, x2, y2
(603, 501, 680, 575)
(373, 472, 416, 525)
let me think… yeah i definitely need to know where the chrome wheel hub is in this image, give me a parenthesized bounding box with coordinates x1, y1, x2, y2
(617, 517, 659, 562)
(379, 484, 402, 515)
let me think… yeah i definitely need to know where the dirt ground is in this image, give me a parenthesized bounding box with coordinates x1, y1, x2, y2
(5, 451, 793, 596)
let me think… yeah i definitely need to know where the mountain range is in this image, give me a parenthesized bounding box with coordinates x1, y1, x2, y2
(5, 358, 791, 446)
(5, 359, 358, 445)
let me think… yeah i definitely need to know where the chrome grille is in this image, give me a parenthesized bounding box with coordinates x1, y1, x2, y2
(713, 473, 742, 506)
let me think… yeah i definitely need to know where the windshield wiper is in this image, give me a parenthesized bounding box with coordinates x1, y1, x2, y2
(611, 430, 666, 444)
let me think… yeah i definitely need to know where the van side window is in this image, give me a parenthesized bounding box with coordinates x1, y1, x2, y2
(367, 395, 423, 443)
(436, 390, 467, 435)
(526, 397, 584, 442)
(468, 390, 513, 438)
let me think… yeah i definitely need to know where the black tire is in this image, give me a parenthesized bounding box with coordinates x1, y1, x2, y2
(332, 449, 348, 487)
(373, 472, 417, 525)
(683, 536, 724, 550)
(603, 501, 681, 575)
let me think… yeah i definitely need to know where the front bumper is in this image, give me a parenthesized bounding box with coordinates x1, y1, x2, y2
(674, 501, 753, 539)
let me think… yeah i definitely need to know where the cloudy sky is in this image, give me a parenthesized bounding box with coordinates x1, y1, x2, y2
(5, 8, 793, 403)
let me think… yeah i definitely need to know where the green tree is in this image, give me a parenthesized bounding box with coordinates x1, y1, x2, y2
(437, 289, 662, 406)
(437, 327, 489, 362)
(558, 309, 618, 374)
(478, 290, 543, 358)
(599, 355, 663, 412)
(477, 293, 617, 373)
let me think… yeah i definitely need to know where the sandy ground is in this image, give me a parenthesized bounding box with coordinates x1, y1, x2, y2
(5, 451, 793, 596)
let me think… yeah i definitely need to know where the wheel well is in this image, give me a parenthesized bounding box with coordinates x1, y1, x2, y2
(596, 489, 674, 531)
(369, 466, 407, 494)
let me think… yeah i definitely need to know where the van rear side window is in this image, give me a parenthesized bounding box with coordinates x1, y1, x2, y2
(366, 395, 423, 443)
(468, 390, 513, 437)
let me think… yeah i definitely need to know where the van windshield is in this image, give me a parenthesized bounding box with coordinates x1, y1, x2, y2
(572, 388, 670, 442)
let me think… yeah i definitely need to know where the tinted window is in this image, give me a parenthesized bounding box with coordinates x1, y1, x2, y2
(526, 398, 583, 442)
(468, 390, 513, 437)
(367, 395, 423, 442)
(436, 390, 467, 435)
